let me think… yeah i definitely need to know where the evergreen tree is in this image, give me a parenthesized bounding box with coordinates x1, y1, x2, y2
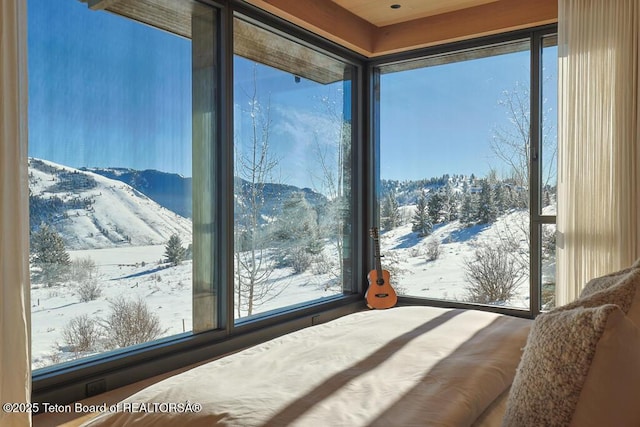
(441, 183, 459, 222)
(478, 179, 499, 224)
(411, 194, 432, 237)
(274, 192, 323, 262)
(494, 183, 508, 214)
(460, 192, 478, 226)
(380, 192, 400, 231)
(427, 192, 444, 224)
(31, 224, 71, 286)
(164, 234, 186, 266)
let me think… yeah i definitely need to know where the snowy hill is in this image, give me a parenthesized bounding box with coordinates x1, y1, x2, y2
(29, 158, 192, 250)
(84, 167, 329, 223)
(377, 210, 533, 305)
(28, 159, 555, 371)
(82, 167, 193, 219)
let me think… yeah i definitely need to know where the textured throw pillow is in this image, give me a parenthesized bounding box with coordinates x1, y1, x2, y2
(566, 268, 640, 326)
(580, 265, 639, 298)
(502, 304, 640, 427)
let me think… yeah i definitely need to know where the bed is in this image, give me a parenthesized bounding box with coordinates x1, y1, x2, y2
(79, 264, 640, 426)
(82, 306, 532, 426)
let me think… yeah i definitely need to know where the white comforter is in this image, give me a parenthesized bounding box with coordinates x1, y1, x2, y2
(83, 306, 531, 427)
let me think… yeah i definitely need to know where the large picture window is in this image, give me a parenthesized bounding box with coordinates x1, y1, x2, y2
(375, 31, 557, 312)
(28, 0, 216, 370)
(27, 0, 555, 408)
(28, 1, 357, 374)
(232, 18, 354, 321)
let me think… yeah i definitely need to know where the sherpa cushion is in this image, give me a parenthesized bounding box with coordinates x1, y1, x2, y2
(567, 267, 640, 326)
(502, 304, 640, 427)
(580, 265, 639, 298)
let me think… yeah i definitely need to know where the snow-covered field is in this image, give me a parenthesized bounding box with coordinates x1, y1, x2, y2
(31, 244, 344, 369)
(31, 210, 555, 370)
(28, 158, 556, 370)
(380, 214, 535, 305)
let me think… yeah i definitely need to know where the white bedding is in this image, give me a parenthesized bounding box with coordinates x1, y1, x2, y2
(83, 306, 531, 426)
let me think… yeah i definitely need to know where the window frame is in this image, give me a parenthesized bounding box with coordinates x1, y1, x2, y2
(369, 24, 557, 319)
(30, 0, 557, 407)
(31, 0, 367, 406)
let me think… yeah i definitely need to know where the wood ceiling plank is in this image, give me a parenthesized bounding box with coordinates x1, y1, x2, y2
(244, 0, 377, 56)
(373, 0, 557, 56)
(333, 0, 500, 27)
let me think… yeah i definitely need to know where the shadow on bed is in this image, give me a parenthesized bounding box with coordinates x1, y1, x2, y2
(264, 309, 465, 425)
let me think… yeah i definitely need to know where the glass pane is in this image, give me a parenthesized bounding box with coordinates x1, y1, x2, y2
(378, 40, 531, 309)
(541, 223, 557, 310)
(233, 18, 353, 320)
(28, 0, 215, 370)
(541, 35, 558, 216)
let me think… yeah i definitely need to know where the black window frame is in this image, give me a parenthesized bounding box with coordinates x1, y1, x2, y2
(369, 25, 558, 319)
(30, 0, 557, 408)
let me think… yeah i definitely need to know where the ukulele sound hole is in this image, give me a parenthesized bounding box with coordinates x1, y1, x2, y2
(375, 293, 389, 298)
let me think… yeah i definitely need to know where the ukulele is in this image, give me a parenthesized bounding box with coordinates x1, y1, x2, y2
(365, 227, 398, 309)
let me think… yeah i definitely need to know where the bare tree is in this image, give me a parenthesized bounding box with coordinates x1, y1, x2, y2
(234, 65, 285, 317)
(464, 241, 527, 304)
(70, 256, 103, 302)
(103, 297, 165, 348)
(62, 314, 100, 354)
(491, 80, 557, 206)
(486, 80, 558, 306)
(309, 89, 351, 289)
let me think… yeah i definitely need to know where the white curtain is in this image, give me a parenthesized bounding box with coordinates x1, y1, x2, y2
(557, 0, 640, 305)
(0, 0, 32, 426)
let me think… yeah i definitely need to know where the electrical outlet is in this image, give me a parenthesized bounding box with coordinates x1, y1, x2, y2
(86, 379, 106, 397)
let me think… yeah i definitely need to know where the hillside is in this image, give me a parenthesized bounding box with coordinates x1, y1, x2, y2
(82, 167, 194, 219)
(29, 158, 192, 250)
(85, 167, 329, 223)
(28, 159, 556, 370)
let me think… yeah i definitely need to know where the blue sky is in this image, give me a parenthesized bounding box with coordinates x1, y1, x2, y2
(381, 53, 530, 181)
(28, 0, 192, 176)
(28, 0, 557, 188)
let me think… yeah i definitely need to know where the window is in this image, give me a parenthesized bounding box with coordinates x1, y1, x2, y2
(538, 34, 559, 310)
(374, 29, 557, 313)
(28, 0, 555, 406)
(232, 18, 355, 321)
(28, 0, 216, 370)
(29, 1, 359, 377)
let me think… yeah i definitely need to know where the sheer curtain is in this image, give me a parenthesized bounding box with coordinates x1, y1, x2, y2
(557, 0, 640, 305)
(0, 0, 32, 426)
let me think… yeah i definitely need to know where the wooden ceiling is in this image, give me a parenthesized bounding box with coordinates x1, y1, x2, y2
(244, 0, 558, 57)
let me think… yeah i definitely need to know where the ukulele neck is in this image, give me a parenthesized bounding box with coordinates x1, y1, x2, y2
(373, 236, 384, 284)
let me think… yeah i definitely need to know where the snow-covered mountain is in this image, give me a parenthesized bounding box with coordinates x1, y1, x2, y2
(81, 167, 193, 219)
(28, 158, 192, 250)
(84, 167, 329, 224)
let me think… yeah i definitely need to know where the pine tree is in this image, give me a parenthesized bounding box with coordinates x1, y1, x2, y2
(494, 183, 508, 214)
(380, 192, 400, 231)
(441, 183, 459, 222)
(478, 179, 499, 224)
(460, 192, 478, 226)
(275, 192, 318, 244)
(31, 224, 71, 286)
(427, 192, 444, 224)
(164, 234, 186, 266)
(411, 194, 432, 237)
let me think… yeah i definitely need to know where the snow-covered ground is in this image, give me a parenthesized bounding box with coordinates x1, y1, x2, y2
(28, 158, 556, 370)
(31, 209, 555, 370)
(380, 213, 536, 306)
(31, 246, 346, 369)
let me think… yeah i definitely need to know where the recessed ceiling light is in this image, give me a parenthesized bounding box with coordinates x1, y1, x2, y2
(390, 4, 401, 9)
